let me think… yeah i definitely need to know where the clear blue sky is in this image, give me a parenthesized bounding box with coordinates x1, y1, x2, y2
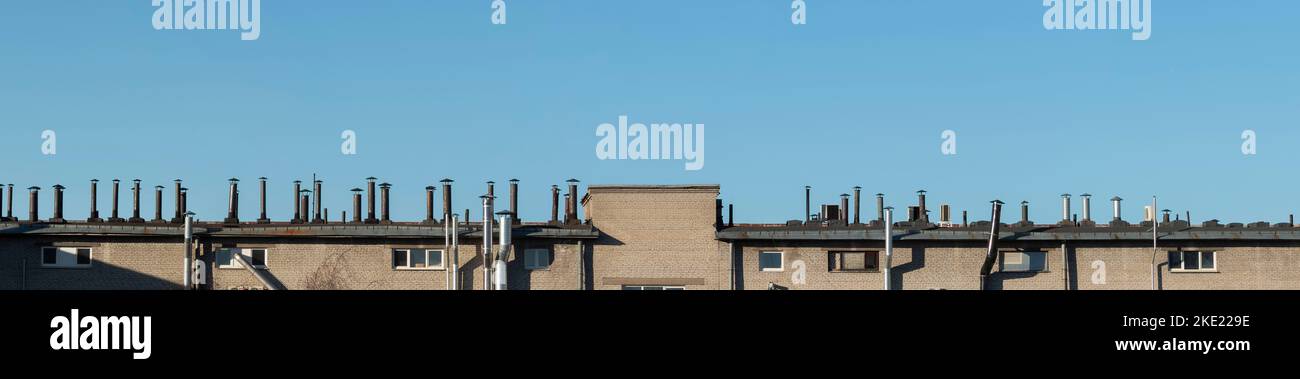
(1, 1, 1297, 224)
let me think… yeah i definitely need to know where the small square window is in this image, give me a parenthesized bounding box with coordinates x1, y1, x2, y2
(1000, 250, 1047, 272)
(1201, 251, 1215, 269)
(393, 249, 408, 268)
(1182, 252, 1199, 270)
(759, 251, 784, 272)
(75, 249, 91, 265)
(250, 249, 267, 268)
(410, 249, 427, 268)
(42, 248, 57, 265)
(525, 249, 551, 270)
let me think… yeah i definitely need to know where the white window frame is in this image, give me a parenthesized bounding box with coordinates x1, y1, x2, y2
(216, 248, 269, 270)
(40, 247, 93, 269)
(524, 249, 551, 270)
(393, 249, 445, 270)
(999, 250, 1048, 273)
(622, 285, 686, 290)
(758, 251, 784, 272)
(1170, 250, 1217, 272)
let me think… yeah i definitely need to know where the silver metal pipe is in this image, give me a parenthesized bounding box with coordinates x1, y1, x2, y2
(452, 214, 460, 291)
(481, 196, 493, 290)
(1061, 194, 1071, 222)
(183, 214, 192, 289)
(884, 207, 894, 290)
(494, 212, 512, 290)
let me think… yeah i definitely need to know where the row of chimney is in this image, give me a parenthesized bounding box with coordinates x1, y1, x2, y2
(800, 188, 1180, 227)
(2, 178, 584, 225)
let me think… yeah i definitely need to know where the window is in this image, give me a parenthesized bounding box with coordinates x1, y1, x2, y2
(1169, 251, 1216, 272)
(40, 247, 92, 268)
(1000, 250, 1047, 272)
(623, 285, 686, 290)
(525, 249, 552, 270)
(829, 251, 879, 272)
(758, 251, 784, 272)
(216, 248, 269, 269)
(393, 249, 444, 270)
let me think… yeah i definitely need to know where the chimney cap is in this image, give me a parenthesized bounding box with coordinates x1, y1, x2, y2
(495, 210, 512, 215)
(133, 179, 141, 183)
(28, 186, 40, 191)
(229, 178, 240, 182)
(840, 193, 850, 197)
(294, 180, 302, 184)
(991, 200, 1004, 204)
(917, 190, 927, 194)
(440, 178, 454, 183)
(1111, 196, 1123, 201)
(509, 178, 519, 183)
(185, 211, 196, 216)
(1162, 209, 1171, 213)
(53, 184, 65, 190)
(379, 183, 391, 188)
(487, 181, 495, 184)
(313, 179, 321, 183)
(154, 185, 164, 189)
(876, 193, 884, 197)
(480, 195, 495, 199)
(1081, 193, 1092, 197)
(425, 186, 436, 190)
(853, 186, 861, 190)
(567, 178, 580, 183)
(350, 188, 363, 192)
(91, 179, 99, 183)
(551, 185, 559, 189)
(805, 185, 811, 189)
(366, 177, 377, 181)
(1061, 193, 1071, 197)
(300, 189, 311, 194)
(180, 187, 189, 192)
(258, 177, 267, 180)
(1021, 200, 1029, 205)
(883, 206, 894, 210)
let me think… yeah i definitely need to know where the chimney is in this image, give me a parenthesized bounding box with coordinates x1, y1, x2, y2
(1019, 201, 1030, 225)
(379, 182, 392, 223)
(566, 179, 580, 224)
(88, 179, 102, 222)
(110, 179, 124, 222)
(728, 203, 734, 227)
(940, 204, 951, 225)
(852, 186, 861, 224)
(5, 183, 13, 221)
(28, 186, 40, 222)
(257, 177, 270, 223)
(351, 188, 363, 223)
(180, 188, 188, 219)
(716, 199, 724, 227)
(1080, 193, 1093, 223)
(486, 181, 495, 205)
(839, 194, 850, 222)
(509, 179, 519, 224)
(1060, 194, 1071, 223)
(1111, 196, 1123, 221)
(563, 194, 571, 223)
(51, 185, 66, 223)
(225, 178, 240, 224)
(962, 210, 968, 227)
(172, 179, 183, 223)
(300, 190, 310, 224)
(876, 193, 885, 222)
(129, 179, 144, 222)
(153, 185, 164, 223)
(440, 178, 453, 223)
(0, 185, 4, 221)
(917, 190, 928, 223)
(1162, 209, 1171, 223)
(550, 185, 559, 223)
(424, 186, 437, 224)
(804, 186, 811, 223)
(292, 180, 303, 223)
(365, 177, 378, 224)
(906, 206, 919, 222)
(313, 180, 323, 223)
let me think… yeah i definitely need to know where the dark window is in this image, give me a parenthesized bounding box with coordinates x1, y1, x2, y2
(758, 252, 783, 271)
(250, 249, 266, 267)
(829, 251, 879, 272)
(411, 249, 427, 268)
(1182, 252, 1199, 270)
(43, 248, 57, 265)
(1168, 251, 1182, 269)
(393, 250, 408, 268)
(1201, 251, 1215, 269)
(75, 249, 91, 265)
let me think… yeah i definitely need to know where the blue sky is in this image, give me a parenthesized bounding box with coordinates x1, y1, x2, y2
(1, 1, 1297, 224)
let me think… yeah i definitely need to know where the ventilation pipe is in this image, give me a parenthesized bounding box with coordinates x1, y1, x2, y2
(1081, 194, 1093, 223)
(180, 188, 188, 220)
(962, 210, 968, 227)
(728, 204, 734, 227)
(450, 214, 460, 290)
(299, 190, 310, 224)
(379, 183, 392, 223)
(225, 178, 240, 224)
(183, 212, 193, 289)
(292, 180, 302, 223)
(852, 186, 861, 224)
(940, 204, 951, 225)
(876, 193, 885, 223)
(424, 186, 437, 224)
(5, 183, 13, 221)
(1020, 201, 1030, 225)
(440, 178, 454, 223)
(550, 185, 559, 223)
(917, 190, 928, 223)
(0, 185, 4, 221)
(111, 179, 125, 222)
(481, 195, 494, 290)
(563, 194, 572, 223)
(1162, 209, 1171, 223)
(129, 180, 144, 222)
(172, 180, 183, 223)
(365, 177, 378, 224)
(153, 185, 165, 223)
(493, 210, 512, 290)
(313, 180, 323, 223)
(1060, 194, 1071, 223)
(566, 179, 580, 224)
(257, 177, 270, 223)
(804, 186, 811, 223)
(979, 200, 1004, 291)
(839, 194, 849, 222)
(1111, 197, 1124, 222)
(884, 206, 894, 290)
(89, 179, 102, 222)
(28, 187, 40, 222)
(509, 179, 519, 224)
(51, 185, 65, 223)
(443, 212, 452, 288)
(351, 188, 363, 223)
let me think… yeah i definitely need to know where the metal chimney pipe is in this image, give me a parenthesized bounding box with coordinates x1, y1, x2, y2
(379, 183, 392, 223)
(365, 177, 377, 224)
(494, 210, 512, 290)
(172, 179, 183, 223)
(728, 203, 734, 227)
(962, 210, 968, 227)
(111, 179, 124, 222)
(487, 181, 495, 204)
(839, 194, 849, 222)
(351, 188, 363, 223)
(440, 178, 453, 223)
(180, 187, 188, 218)
(563, 194, 571, 223)
(129, 179, 143, 222)
(852, 186, 861, 224)
(225, 178, 240, 224)
(89, 179, 101, 222)
(550, 185, 559, 223)
(884, 207, 894, 290)
(0, 185, 4, 221)
(313, 180, 323, 223)
(424, 186, 437, 224)
(509, 179, 519, 224)
(940, 204, 951, 225)
(566, 179, 579, 224)
(292, 180, 302, 223)
(1162, 209, 1171, 223)
(1081, 193, 1092, 222)
(153, 186, 164, 222)
(51, 185, 65, 222)
(450, 214, 460, 290)
(300, 191, 310, 224)
(917, 190, 928, 223)
(876, 193, 885, 222)
(979, 200, 1004, 291)
(481, 195, 494, 290)
(1020, 201, 1030, 224)
(1061, 194, 1071, 222)
(27, 187, 39, 222)
(1111, 196, 1123, 221)
(257, 177, 270, 223)
(804, 186, 811, 223)
(5, 183, 13, 220)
